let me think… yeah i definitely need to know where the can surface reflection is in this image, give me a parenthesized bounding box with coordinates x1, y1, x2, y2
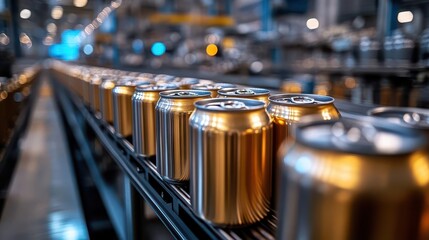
(277, 116, 429, 240)
(132, 84, 178, 157)
(113, 83, 137, 138)
(100, 79, 116, 124)
(267, 93, 340, 210)
(217, 88, 270, 105)
(368, 107, 429, 141)
(190, 98, 273, 226)
(191, 83, 236, 97)
(89, 75, 102, 112)
(156, 90, 211, 182)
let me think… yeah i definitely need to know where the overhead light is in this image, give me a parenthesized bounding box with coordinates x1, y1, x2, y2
(151, 42, 166, 56)
(47, 23, 57, 33)
(0, 33, 10, 45)
(306, 18, 319, 30)
(73, 0, 87, 8)
(205, 44, 218, 57)
(83, 44, 93, 55)
(51, 6, 63, 20)
(397, 11, 413, 23)
(20, 9, 31, 19)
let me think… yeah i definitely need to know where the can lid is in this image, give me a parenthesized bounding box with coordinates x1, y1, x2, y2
(295, 115, 426, 155)
(368, 107, 429, 130)
(218, 88, 270, 96)
(180, 78, 200, 85)
(101, 80, 116, 89)
(136, 83, 178, 92)
(160, 90, 211, 98)
(191, 83, 236, 90)
(269, 93, 334, 106)
(195, 98, 265, 111)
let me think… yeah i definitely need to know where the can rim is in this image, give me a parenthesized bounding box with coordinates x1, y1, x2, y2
(368, 106, 429, 130)
(294, 115, 426, 156)
(194, 98, 265, 111)
(269, 93, 335, 106)
(217, 88, 270, 97)
(191, 83, 236, 90)
(136, 84, 178, 92)
(159, 90, 211, 98)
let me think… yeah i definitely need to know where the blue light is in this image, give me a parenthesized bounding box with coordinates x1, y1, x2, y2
(151, 42, 166, 56)
(83, 44, 93, 55)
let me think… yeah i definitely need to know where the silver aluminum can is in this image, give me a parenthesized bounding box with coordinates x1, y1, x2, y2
(132, 83, 178, 157)
(190, 98, 273, 226)
(155, 90, 211, 182)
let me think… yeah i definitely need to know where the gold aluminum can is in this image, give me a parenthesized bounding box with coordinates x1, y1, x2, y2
(190, 98, 273, 226)
(156, 90, 211, 182)
(217, 88, 270, 105)
(191, 83, 236, 97)
(89, 75, 102, 112)
(113, 82, 137, 138)
(277, 116, 429, 240)
(132, 83, 178, 157)
(368, 107, 429, 141)
(100, 79, 116, 124)
(267, 93, 341, 210)
(81, 71, 91, 105)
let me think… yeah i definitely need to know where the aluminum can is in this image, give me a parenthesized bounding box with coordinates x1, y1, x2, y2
(191, 83, 236, 97)
(277, 116, 429, 240)
(267, 93, 340, 210)
(81, 71, 91, 105)
(100, 79, 116, 124)
(89, 75, 102, 112)
(113, 82, 137, 139)
(132, 84, 178, 157)
(368, 106, 429, 141)
(217, 88, 270, 105)
(156, 90, 211, 182)
(190, 98, 273, 226)
(178, 78, 200, 89)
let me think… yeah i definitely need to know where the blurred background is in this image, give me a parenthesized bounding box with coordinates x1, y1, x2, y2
(2, 0, 429, 107)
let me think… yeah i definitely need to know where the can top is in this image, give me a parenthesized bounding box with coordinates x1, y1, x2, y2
(295, 116, 426, 155)
(269, 93, 334, 106)
(90, 75, 102, 84)
(195, 98, 265, 111)
(159, 90, 211, 98)
(191, 83, 236, 90)
(368, 107, 429, 130)
(154, 74, 176, 82)
(180, 78, 200, 85)
(101, 80, 116, 89)
(136, 83, 178, 92)
(218, 88, 270, 96)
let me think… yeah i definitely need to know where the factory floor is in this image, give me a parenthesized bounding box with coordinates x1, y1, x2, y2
(0, 80, 89, 239)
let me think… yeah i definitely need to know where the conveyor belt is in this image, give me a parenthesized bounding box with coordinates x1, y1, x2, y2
(0, 77, 89, 239)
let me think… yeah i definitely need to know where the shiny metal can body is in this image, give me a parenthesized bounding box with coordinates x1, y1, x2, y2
(267, 93, 340, 209)
(113, 83, 137, 138)
(89, 75, 102, 112)
(100, 80, 116, 124)
(132, 84, 178, 157)
(191, 83, 236, 97)
(217, 88, 270, 105)
(190, 98, 273, 226)
(277, 116, 429, 240)
(156, 90, 211, 182)
(368, 106, 429, 141)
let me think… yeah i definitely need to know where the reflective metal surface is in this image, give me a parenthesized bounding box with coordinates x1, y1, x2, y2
(132, 84, 178, 157)
(190, 98, 273, 226)
(267, 93, 341, 210)
(113, 84, 136, 138)
(156, 90, 211, 182)
(89, 75, 102, 112)
(368, 106, 429, 140)
(217, 88, 270, 105)
(100, 80, 116, 124)
(191, 83, 236, 97)
(277, 116, 429, 240)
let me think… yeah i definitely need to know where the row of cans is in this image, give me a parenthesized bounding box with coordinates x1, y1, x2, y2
(51, 61, 429, 239)
(0, 66, 40, 148)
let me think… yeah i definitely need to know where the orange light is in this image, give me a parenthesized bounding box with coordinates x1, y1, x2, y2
(206, 44, 218, 57)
